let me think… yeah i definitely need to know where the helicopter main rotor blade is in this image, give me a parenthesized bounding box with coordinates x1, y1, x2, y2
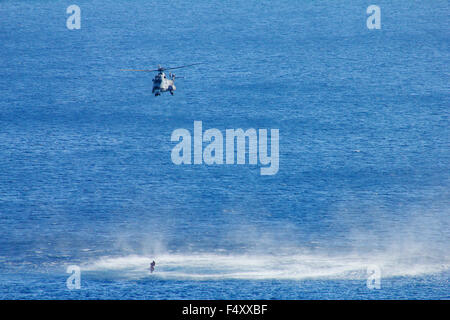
(121, 63, 204, 72)
(120, 69, 159, 72)
(162, 63, 205, 71)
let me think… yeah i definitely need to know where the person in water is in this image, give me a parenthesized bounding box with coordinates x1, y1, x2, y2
(150, 260, 156, 273)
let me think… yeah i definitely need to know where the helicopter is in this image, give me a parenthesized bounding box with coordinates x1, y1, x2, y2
(121, 63, 203, 96)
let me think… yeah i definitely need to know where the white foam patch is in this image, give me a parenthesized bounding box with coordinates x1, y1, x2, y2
(80, 252, 449, 280)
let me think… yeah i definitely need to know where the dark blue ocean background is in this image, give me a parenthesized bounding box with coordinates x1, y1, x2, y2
(0, 1, 449, 299)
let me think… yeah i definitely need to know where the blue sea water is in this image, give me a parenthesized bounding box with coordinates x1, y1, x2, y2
(0, 0, 449, 299)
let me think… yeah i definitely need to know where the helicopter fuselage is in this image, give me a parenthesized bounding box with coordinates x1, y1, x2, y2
(152, 72, 176, 96)
(121, 63, 202, 96)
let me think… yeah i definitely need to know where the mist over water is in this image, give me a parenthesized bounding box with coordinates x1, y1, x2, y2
(81, 248, 448, 281)
(80, 199, 449, 281)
